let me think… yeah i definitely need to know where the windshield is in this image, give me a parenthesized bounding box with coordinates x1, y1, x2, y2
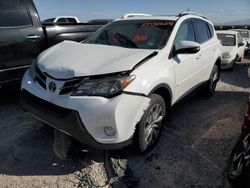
(217, 34, 236, 46)
(84, 20, 175, 49)
(238, 31, 249, 38)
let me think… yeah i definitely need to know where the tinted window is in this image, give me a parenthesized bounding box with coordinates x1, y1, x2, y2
(0, 0, 31, 27)
(238, 31, 249, 38)
(174, 20, 195, 50)
(67, 18, 77, 23)
(217, 34, 236, 46)
(194, 19, 210, 43)
(207, 23, 214, 38)
(43, 18, 55, 23)
(57, 18, 67, 23)
(85, 20, 175, 49)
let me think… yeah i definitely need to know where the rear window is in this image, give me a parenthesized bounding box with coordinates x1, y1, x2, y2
(84, 20, 175, 49)
(217, 34, 236, 46)
(0, 0, 31, 27)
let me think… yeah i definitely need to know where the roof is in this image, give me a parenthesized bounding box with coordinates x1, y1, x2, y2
(116, 12, 207, 22)
(119, 15, 179, 21)
(216, 30, 238, 35)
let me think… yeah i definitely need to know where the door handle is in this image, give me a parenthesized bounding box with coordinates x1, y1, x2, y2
(196, 54, 202, 60)
(26, 35, 40, 40)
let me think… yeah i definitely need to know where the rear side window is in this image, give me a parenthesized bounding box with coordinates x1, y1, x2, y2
(67, 18, 77, 24)
(0, 0, 31, 27)
(57, 18, 67, 23)
(207, 23, 214, 38)
(194, 19, 210, 44)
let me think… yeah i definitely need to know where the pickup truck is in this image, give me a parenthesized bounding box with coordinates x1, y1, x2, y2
(0, 0, 107, 86)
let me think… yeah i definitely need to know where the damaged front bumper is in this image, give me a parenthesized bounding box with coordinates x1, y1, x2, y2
(21, 71, 150, 149)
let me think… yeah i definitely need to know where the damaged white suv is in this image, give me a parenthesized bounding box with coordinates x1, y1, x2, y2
(21, 12, 222, 152)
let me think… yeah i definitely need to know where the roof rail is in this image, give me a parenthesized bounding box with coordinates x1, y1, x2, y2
(120, 13, 152, 19)
(178, 11, 207, 19)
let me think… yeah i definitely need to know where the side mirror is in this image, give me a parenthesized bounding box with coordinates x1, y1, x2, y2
(238, 42, 245, 47)
(174, 40, 200, 55)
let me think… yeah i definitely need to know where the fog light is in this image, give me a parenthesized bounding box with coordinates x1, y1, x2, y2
(104, 126, 115, 136)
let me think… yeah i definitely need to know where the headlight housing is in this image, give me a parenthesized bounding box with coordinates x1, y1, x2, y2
(29, 59, 37, 80)
(72, 75, 135, 98)
(222, 52, 232, 59)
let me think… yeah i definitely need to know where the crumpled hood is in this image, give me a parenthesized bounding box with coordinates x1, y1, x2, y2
(38, 41, 156, 79)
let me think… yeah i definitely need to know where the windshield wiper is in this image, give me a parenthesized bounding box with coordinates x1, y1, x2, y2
(114, 33, 138, 48)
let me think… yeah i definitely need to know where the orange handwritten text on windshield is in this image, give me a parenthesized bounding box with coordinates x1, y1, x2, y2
(141, 22, 175, 27)
(133, 35, 148, 42)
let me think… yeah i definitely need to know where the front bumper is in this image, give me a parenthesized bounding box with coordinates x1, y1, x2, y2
(20, 90, 132, 150)
(21, 71, 150, 149)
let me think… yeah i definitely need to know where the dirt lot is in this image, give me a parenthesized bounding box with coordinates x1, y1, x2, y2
(0, 58, 249, 188)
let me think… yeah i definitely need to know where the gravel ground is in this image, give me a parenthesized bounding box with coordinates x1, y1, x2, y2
(0, 57, 249, 188)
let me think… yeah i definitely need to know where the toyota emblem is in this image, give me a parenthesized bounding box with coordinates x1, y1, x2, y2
(48, 81, 56, 92)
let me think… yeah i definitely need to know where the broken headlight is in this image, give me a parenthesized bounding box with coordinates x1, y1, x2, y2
(72, 75, 135, 98)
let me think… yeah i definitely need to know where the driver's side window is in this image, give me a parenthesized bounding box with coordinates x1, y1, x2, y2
(174, 20, 195, 50)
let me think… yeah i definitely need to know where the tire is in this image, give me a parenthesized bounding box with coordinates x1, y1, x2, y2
(227, 129, 250, 188)
(229, 59, 236, 71)
(138, 94, 167, 153)
(53, 129, 73, 160)
(203, 64, 220, 97)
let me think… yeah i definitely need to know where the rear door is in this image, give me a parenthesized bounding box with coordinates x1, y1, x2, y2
(193, 19, 216, 81)
(0, 0, 45, 84)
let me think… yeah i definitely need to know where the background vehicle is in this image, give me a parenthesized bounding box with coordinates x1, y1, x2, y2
(42, 16, 80, 24)
(231, 29, 250, 53)
(21, 12, 222, 153)
(227, 96, 250, 188)
(0, 0, 106, 87)
(216, 30, 245, 69)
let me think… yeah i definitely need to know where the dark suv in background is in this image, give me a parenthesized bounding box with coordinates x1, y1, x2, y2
(0, 0, 108, 87)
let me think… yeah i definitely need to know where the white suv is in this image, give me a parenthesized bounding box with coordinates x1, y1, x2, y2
(21, 12, 222, 152)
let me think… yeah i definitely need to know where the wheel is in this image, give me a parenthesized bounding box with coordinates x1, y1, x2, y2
(53, 129, 73, 160)
(227, 129, 250, 188)
(203, 64, 220, 97)
(138, 94, 167, 153)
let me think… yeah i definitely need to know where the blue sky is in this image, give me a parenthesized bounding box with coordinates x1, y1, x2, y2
(34, 0, 250, 24)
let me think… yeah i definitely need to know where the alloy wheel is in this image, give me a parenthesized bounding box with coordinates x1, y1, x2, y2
(144, 104, 164, 147)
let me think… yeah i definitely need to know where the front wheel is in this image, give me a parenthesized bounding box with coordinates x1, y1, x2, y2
(138, 94, 167, 153)
(203, 64, 220, 97)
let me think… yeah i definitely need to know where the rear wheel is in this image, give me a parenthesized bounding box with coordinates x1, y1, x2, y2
(138, 94, 167, 153)
(203, 64, 219, 97)
(227, 129, 250, 188)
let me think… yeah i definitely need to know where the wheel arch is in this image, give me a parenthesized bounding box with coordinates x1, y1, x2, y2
(148, 84, 172, 107)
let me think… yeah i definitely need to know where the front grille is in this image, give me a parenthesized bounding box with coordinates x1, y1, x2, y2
(35, 68, 82, 95)
(21, 90, 71, 117)
(36, 68, 46, 89)
(60, 78, 83, 95)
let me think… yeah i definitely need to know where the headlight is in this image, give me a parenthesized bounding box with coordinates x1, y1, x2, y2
(72, 75, 135, 98)
(222, 52, 232, 59)
(29, 59, 37, 80)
